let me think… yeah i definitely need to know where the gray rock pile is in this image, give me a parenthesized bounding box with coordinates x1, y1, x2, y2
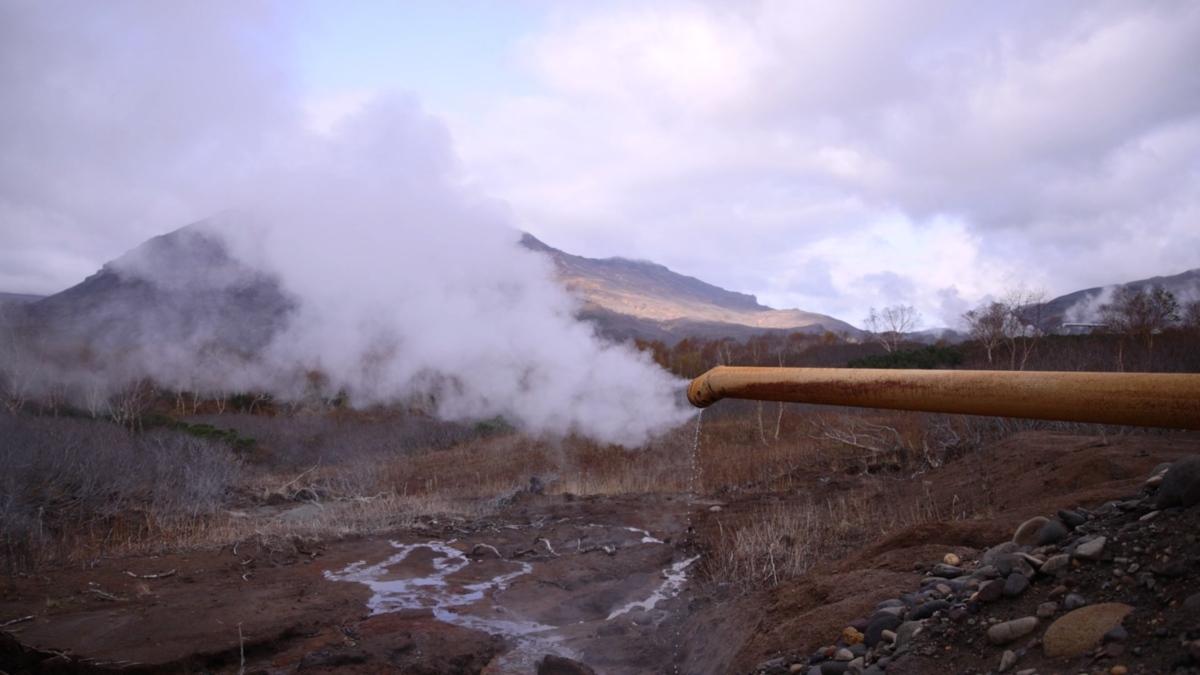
(749, 454, 1200, 675)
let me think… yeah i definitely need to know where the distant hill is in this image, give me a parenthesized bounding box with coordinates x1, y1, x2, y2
(1037, 268, 1200, 328)
(8, 220, 1198, 355)
(6, 222, 859, 367)
(0, 292, 44, 307)
(520, 233, 859, 343)
(24, 221, 293, 359)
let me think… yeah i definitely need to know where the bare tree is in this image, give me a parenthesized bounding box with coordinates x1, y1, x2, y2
(107, 378, 158, 431)
(863, 305, 923, 353)
(1182, 298, 1200, 332)
(962, 285, 1047, 370)
(0, 305, 44, 414)
(1002, 284, 1048, 371)
(1100, 284, 1180, 371)
(962, 301, 1011, 366)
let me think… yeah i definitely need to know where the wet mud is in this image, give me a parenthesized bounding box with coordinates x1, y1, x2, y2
(1, 494, 715, 674)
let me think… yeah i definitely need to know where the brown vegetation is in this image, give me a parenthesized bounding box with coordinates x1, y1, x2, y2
(2, 321, 1197, 595)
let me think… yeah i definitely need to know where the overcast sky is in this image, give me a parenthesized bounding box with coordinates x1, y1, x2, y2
(3, 0, 1199, 329)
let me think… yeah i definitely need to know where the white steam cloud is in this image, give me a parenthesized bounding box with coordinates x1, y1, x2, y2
(102, 95, 692, 446)
(0, 3, 692, 446)
(1062, 286, 1117, 326)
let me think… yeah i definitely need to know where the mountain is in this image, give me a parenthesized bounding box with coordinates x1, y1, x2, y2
(519, 233, 859, 342)
(7, 222, 857, 364)
(0, 292, 44, 307)
(1036, 268, 1200, 328)
(24, 222, 293, 359)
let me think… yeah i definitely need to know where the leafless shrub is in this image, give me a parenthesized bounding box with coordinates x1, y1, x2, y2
(699, 483, 944, 593)
(187, 411, 474, 471)
(0, 307, 46, 415)
(106, 378, 158, 431)
(804, 410, 982, 476)
(1, 415, 138, 570)
(141, 431, 243, 519)
(0, 415, 245, 571)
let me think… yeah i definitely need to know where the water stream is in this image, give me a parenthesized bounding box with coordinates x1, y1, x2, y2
(326, 521, 698, 673)
(323, 411, 711, 672)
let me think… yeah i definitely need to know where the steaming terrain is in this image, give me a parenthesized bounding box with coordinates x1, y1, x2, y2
(1035, 268, 1200, 327)
(2, 423, 1197, 674)
(3, 225, 1200, 674)
(5, 3, 1200, 673)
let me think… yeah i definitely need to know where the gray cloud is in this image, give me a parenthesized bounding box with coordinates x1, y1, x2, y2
(467, 0, 1200, 324)
(0, 0, 293, 293)
(4, 0, 1199, 343)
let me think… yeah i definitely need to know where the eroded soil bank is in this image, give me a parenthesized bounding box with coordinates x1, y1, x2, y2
(2, 431, 1198, 674)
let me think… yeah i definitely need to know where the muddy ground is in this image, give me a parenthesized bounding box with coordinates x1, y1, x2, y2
(2, 430, 1198, 674)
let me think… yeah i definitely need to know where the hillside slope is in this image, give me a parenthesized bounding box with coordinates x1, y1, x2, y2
(521, 233, 859, 342)
(25, 221, 293, 358)
(1038, 268, 1200, 327)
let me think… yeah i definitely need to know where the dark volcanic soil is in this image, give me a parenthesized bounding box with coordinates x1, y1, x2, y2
(2, 431, 1198, 675)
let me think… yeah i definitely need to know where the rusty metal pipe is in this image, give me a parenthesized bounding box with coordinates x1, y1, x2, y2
(687, 366, 1200, 430)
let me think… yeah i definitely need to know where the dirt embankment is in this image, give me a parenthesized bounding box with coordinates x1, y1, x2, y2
(718, 431, 1200, 672)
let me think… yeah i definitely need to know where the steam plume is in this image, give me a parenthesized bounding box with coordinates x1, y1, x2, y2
(111, 96, 692, 446)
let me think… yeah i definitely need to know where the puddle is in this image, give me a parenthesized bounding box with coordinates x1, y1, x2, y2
(326, 540, 577, 668)
(326, 540, 537, 617)
(326, 522, 698, 674)
(606, 555, 699, 620)
(620, 525, 664, 544)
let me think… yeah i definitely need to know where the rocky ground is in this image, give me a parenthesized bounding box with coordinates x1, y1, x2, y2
(1, 430, 1198, 674)
(741, 456, 1200, 675)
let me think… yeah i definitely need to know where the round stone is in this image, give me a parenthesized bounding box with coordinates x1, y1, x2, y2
(981, 541, 1020, 566)
(864, 615, 904, 648)
(930, 563, 964, 579)
(1012, 517, 1048, 547)
(1058, 509, 1087, 529)
(820, 661, 849, 675)
(1156, 455, 1200, 509)
(976, 578, 1006, 602)
(987, 616, 1039, 645)
(1002, 573, 1030, 597)
(1064, 593, 1090, 610)
(894, 621, 924, 649)
(909, 599, 949, 621)
(1104, 625, 1128, 643)
(1040, 553, 1070, 575)
(1072, 536, 1107, 561)
(1043, 603, 1133, 658)
(998, 649, 1017, 672)
(1183, 593, 1200, 611)
(1036, 519, 1071, 546)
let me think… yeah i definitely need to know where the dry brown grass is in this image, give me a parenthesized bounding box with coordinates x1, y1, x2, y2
(696, 479, 951, 593)
(3, 399, 1080, 579)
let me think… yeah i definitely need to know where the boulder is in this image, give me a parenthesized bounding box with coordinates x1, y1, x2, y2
(1042, 603, 1132, 658)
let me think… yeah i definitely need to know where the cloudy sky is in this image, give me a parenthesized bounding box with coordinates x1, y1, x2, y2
(3, 0, 1199, 329)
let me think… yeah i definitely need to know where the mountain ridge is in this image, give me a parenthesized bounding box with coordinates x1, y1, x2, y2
(519, 232, 859, 342)
(8, 222, 1199, 349)
(1036, 268, 1200, 327)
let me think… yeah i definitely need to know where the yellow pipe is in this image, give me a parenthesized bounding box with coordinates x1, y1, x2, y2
(687, 366, 1200, 430)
